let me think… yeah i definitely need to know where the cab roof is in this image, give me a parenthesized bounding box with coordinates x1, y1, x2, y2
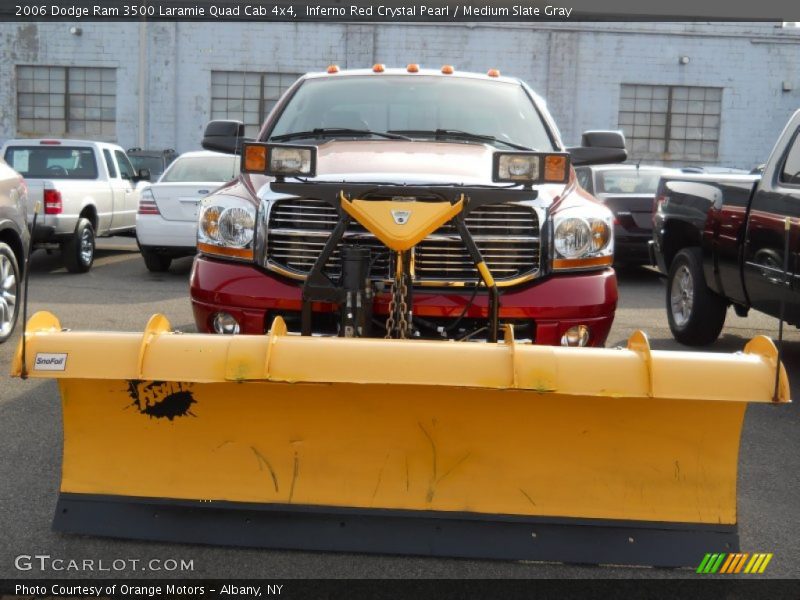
(303, 67, 522, 86)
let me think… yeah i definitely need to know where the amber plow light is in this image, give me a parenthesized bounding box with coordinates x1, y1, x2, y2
(493, 152, 571, 184)
(544, 154, 569, 182)
(241, 143, 317, 178)
(10, 311, 790, 567)
(242, 143, 267, 173)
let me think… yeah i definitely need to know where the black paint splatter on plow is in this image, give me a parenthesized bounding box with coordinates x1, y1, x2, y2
(127, 380, 196, 420)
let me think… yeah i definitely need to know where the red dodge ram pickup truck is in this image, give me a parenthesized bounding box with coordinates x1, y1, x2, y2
(190, 66, 627, 346)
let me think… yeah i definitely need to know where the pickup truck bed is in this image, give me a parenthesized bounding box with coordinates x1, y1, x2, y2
(1, 139, 146, 272)
(653, 110, 800, 344)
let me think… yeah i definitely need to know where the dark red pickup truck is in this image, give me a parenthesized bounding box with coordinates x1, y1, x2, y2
(652, 110, 800, 345)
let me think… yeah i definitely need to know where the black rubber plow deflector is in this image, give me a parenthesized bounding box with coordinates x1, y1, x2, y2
(54, 493, 737, 568)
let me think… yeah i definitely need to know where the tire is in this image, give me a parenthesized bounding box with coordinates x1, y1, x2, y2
(666, 247, 727, 346)
(141, 248, 172, 272)
(0, 242, 21, 344)
(62, 218, 95, 273)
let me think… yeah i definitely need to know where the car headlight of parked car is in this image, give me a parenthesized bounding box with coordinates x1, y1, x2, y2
(552, 206, 613, 270)
(197, 196, 256, 261)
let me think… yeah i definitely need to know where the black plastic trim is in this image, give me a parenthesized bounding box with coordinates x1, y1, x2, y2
(54, 493, 738, 567)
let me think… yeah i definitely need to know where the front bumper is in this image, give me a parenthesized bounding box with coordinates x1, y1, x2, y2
(190, 256, 618, 347)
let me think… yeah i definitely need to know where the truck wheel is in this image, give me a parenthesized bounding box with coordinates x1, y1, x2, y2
(667, 247, 727, 346)
(62, 218, 95, 274)
(0, 242, 20, 344)
(141, 248, 172, 273)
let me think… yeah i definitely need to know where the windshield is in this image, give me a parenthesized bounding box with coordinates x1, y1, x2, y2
(4, 146, 98, 180)
(160, 155, 240, 183)
(269, 75, 556, 151)
(596, 170, 664, 194)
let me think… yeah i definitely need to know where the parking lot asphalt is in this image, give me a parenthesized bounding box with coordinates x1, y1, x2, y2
(0, 238, 798, 579)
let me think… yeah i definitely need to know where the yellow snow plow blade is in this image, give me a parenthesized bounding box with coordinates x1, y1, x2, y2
(11, 311, 790, 566)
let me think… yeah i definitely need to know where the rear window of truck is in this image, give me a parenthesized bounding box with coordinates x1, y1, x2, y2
(3, 146, 99, 180)
(596, 170, 664, 194)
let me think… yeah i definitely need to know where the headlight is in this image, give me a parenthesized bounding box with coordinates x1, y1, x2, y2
(554, 218, 591, 258)
(492, 152, 570, 184)
(497, 154, 540, 182)
(240, 142, 317, 178)
(218, 207, 255, 247)
(270, 146, 313, 175)
(552, 207, 613, 270)
(198, 196, 256, 261)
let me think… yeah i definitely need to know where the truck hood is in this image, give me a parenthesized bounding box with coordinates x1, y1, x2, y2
(314, 139, 496, 184)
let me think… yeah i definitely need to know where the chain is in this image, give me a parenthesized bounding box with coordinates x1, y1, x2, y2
(397, 275, 409, 339)
(384, 277, 397, 339)
(384, 252, 410, 339)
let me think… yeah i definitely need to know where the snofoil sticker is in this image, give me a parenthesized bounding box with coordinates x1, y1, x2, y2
(34, 353, 68, 371)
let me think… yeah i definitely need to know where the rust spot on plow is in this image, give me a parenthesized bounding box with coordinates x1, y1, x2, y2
(127, 381, 196, 421)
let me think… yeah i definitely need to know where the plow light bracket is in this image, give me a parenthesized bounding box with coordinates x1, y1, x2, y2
(242, 142, 317, 178)
(492, 151, 571, 185)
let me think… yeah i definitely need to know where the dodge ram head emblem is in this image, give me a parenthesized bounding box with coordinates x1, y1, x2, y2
(391, 210, 411, 225)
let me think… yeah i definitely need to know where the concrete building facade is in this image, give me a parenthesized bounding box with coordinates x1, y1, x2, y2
(1, 21, 798, 168)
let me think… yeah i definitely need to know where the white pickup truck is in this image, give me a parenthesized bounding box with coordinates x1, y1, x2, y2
(0, 139, 149, 272)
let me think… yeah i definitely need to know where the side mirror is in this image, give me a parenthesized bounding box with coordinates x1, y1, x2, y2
(202, 120, 251, 155)
(568, 130, 627, 166)
(136, 168, 151, 181)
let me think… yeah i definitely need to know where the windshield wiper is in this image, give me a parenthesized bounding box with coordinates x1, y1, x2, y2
(270, 128, 413, 142)
(388, 129, 532, 151)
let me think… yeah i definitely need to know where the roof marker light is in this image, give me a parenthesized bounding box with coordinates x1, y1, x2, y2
(327, 64, 340, 74)
(407, 63, 420, 73)
(487, 68, 501, 77)
(441, 65, 454, 74)
(372, 63, 385, 73)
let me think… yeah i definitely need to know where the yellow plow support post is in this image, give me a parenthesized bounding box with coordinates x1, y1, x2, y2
(11, 312, 790, 566)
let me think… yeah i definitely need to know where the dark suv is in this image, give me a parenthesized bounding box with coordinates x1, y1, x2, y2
(127, 148, 178, 181)
(0, 158, 29, 343)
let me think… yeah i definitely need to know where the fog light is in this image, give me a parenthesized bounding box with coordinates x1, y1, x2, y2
(560, 325, 590, 347)
(212, 312, 240, 335)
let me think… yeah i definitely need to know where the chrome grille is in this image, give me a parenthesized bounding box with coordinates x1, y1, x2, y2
(266, 198, 540, 283)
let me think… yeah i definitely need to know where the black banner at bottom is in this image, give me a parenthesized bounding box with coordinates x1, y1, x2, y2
(1, 579, 800, 600)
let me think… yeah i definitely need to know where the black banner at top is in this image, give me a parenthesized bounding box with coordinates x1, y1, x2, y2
(3, 0, 800, 21)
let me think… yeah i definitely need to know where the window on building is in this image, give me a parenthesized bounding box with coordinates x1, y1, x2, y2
(16, 66, 116, 138)
(618, 84, 722, 160)
(210, 71, 301, 138)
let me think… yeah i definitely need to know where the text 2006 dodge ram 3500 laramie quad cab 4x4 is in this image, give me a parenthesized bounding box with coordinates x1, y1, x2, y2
(653, 110, 800, 345)
(1, 139, 149, 273)
(191, 66, 628, 345)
